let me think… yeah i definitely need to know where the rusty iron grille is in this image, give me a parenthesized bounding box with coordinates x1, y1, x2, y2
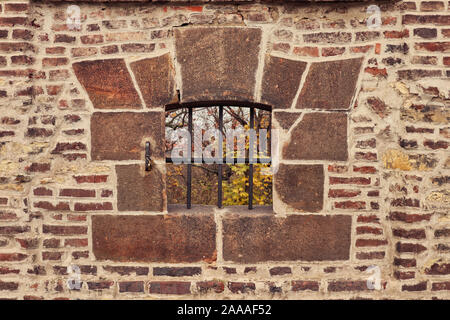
(160, 101, 272, 210)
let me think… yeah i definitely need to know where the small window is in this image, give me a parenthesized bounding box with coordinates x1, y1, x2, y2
(164, 102, 272, 210)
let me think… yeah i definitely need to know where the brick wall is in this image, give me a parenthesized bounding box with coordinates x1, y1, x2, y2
(0, 0, 448, 299)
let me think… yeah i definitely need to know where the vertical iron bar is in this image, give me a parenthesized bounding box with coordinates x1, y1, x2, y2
(249, 107, 254, 210)
(218, 106, 223, 208)
(268, 111, 272, 158)
(187, 107, 193, 209)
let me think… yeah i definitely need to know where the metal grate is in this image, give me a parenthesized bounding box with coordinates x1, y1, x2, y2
(162, 102, 272, 210)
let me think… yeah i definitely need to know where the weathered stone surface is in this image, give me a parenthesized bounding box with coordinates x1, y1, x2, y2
(296, 58, 363, 110)
(274, 111, 301, 130)
(116, 164, 164, 212)
(175, 27, 261, 102)
(73, 59, 141, 109)
(274, 164, 324, 212)
(91, 112, 164, 161)
(130, 54, 176, 108)
(223, 214, 351, 262)
(261, 55, 307, 109)
(92, 215, 216, 263)
(283, 112, 348, 161)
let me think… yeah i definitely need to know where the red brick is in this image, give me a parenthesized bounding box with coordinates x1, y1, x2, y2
(394, 258, 416, 268)
(119, 281, 144, 293)
(420, 1, 445, 11)
(425, 263, 450, 275)
(328, 281, 368, 292)
(43, 239, 60, 249)
(54, 34, 75, 43)
(329, 177, 371, 185)
(46, 47, 65, 55)
(80, 35, 104, 44)
(74, 202, 112, 211)
(391, 198, 420, 208)
(356, 251, 385, 260)
(384, 29, 409, 39)
(228, 282, 255, 294)
(153, 267, 201, 277)
(292, 281, 319, 292)
(432, 282, 450, 291)
(12, 29, 33, 40)
(43, 225, 87, 236)
(269, 267, 291, 276)
(0, 281, 19, 291)
(59, 189, 95, 198)
(395, 271, 415, 280)
(0, 17, 27, 27)
(73, 175, 108, 184)
(353, 166, 377, 174)
(64, 239, 88, 248)
(293, 46, 319, 57)
(424, 140, 448, 149)
(42, 252, 62, 261)
(87, 281, 114, 291)
(396, 242, 427, 253)
(4, 3, 28, 12)
(42, 57, 68, 67)
(356, 226, 383, 235)
(0, 226, 30, 235)
(356, 239, 388, 247)
(335, 201, 366, 210)
(402, 282, 427, 292)
(26, 163, 50, 173)
(329, 189, 361, 198)
(0, 253, 27, 262)
(393, 228, 426, 239)
(149, 282, 191, 295)
(197, 281, 225, 294)
(389, 211, 432, 223)
(103, 266, 149, 276)
(34, 201, 70, 211)
(402, 15, 450, 25)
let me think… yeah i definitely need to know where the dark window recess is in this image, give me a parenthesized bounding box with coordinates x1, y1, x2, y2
(155, 102, 272, 210)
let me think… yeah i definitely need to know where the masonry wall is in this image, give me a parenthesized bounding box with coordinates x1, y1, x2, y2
(0, 0, 449, 299)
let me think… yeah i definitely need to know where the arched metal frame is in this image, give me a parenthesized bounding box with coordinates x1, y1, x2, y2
(164, 101, 272, 210)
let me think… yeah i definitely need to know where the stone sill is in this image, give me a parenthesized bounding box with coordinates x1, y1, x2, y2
(39, 0, 390, 2)
(167, 204, 274, 215)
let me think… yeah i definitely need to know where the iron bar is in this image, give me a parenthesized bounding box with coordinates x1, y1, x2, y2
(218, 106, 223, 208)
(166, 102, 272, 209)
(249, 107, 254, 210)
(165, 158, 271, 164)
(187, 107, 193, 209)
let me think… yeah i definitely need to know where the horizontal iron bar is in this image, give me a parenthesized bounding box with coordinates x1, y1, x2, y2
(166, 157, 271, 164)
(165, 100, 272, 112)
